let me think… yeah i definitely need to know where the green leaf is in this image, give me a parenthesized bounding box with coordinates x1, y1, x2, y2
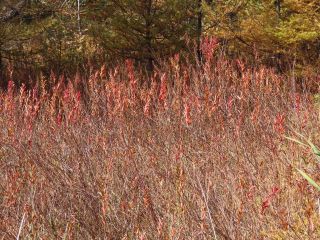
(285, 135, 320, 157)
(306, 140, 320, 157)
(284, 136, 308, 147)
(297, 169, 320, 192)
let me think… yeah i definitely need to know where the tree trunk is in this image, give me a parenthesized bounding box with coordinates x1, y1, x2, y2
(275, 0, 281, 17)
(275, 0, 281, 71)
(145, 0, 154, 72)
(0, 50, 3, 82)
(196, 0, 203, 63)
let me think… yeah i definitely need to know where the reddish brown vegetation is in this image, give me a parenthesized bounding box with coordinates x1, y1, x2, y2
(1, 51, 320, 239)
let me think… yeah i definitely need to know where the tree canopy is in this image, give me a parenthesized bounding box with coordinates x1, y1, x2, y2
(0, 0, 319, 83)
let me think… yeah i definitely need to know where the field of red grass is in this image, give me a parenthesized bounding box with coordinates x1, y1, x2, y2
(1, 51, 320, 239)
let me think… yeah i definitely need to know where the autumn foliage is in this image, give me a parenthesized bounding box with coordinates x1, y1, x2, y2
(1, 47, 320, 239)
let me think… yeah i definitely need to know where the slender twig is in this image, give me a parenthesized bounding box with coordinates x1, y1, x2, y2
(196, 175, 218, 240)
(16, 212, 26, 240)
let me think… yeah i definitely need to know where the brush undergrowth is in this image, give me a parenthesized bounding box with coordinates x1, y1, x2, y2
(0, 50, 320, 239)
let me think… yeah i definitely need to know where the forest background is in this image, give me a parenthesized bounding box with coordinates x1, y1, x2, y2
(0, 0, 319, 88)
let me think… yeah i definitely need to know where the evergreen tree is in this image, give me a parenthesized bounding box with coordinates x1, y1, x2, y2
(84, 0, 196, 70)
(203, 0, 320, 72)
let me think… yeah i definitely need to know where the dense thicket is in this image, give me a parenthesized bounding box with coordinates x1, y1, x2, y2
(0, 0, 319, 85)
(1, 48, 319, 239)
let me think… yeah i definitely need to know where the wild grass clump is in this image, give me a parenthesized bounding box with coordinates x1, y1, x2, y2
(1, 49, 319, 239)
